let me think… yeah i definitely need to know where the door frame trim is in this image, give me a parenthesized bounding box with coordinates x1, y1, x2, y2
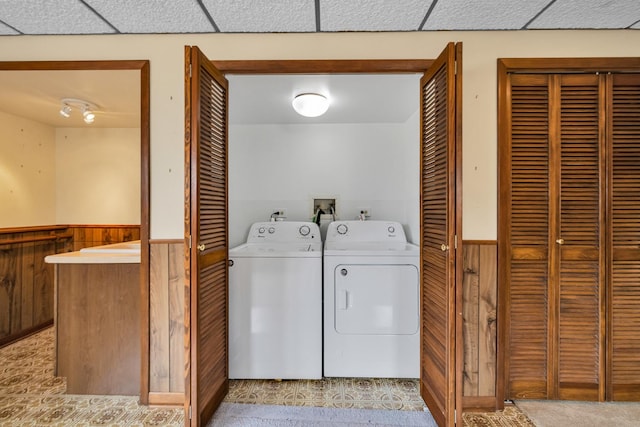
(0, 59, 151, 403)
(183, 56, 466, 422)
(497, 56, 640, 404)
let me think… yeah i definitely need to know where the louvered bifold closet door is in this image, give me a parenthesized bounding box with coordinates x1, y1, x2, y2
(420, 42, 460, 427)
(187, 46, 229, 426)
(556, 75, 604, 401)
(608, 73, 640, 401)
(506, 74, 551, 399)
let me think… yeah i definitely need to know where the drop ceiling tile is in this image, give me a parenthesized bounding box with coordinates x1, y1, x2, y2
(321, 0, 434, 31)
(202, 0, 315, 32)
(528, 0, 640, 29)
(0, 21, 19, 35)
(0, 0, 115, 35)
(85, 0, 215, 33)
(422, 0, 552, 30)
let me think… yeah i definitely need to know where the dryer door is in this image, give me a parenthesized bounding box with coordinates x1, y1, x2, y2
(334, 264, 419, 335)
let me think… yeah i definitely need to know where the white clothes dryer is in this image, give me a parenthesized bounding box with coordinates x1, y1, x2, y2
(323, 220, 419, 378)
(229, 221, 322, 379)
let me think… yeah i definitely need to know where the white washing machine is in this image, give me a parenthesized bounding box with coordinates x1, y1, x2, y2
(323, 220, 420, 378)
(229, 221, 322, 379)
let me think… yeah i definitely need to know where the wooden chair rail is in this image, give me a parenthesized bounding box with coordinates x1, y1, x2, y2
(0, 233, 73, 247)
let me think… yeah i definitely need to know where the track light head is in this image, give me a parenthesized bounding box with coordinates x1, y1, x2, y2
(59, 104, 72, 118)
(59, 98, 98, 124)
(82, 106, 95, 124)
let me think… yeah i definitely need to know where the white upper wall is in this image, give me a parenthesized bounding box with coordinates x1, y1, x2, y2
(1, 31, 639, 239)
(0, 110, 56, 227)
(228, 119, 418, 248)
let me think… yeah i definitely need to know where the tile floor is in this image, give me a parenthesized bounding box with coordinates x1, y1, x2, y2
(0, 327, 533, 426)
(225, 377, 425, 410)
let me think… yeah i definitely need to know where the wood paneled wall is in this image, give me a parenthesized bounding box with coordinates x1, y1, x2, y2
(71, 225, 140, 251)
(0, 226, 71, 346)
(462, 241, 498, 411)
(149, 240, 185, 405)
(0, 225, 139, 347)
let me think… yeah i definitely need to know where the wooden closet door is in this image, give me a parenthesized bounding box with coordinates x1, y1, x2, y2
(555, 74, 604, 401)
(185, 46, 229, 426)
(503, 73, 551, 399)
(503, 73, 604, 401)
(608, 73, 640, 401)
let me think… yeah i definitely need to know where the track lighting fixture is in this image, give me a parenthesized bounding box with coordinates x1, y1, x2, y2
(59, 98, 98, 124)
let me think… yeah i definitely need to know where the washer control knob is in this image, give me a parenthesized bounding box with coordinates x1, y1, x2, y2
(268, 227, 275, 234)
(336, 224, 348, 235)
(299, 225, 311, 236)
(258, 227, 266, 234)
(388, 226, 395, 233)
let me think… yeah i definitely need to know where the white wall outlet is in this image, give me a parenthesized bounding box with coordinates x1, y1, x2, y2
(358, 207, 371, 218)
(275, 208, 287, 217)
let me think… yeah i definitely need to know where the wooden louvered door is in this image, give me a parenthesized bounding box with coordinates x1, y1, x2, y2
(185, 46, 229, 426)
(608, 73, 640, 401)
(555, 74, 605, 401)
(502, 73, 605, 401)
(502, 73, 552, 399)
(420, 42, 462, 427)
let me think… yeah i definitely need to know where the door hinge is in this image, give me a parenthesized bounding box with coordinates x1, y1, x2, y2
(454, 409, 457, 424)
(188, 235, 192, 249)
(454, 61, 458, 75)
(189, 63, 192, 78)
(188, 405, 192, 420)
(454, 234, 458, 250)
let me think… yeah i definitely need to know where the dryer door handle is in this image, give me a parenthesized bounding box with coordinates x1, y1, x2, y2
(338, 290, 352, 310)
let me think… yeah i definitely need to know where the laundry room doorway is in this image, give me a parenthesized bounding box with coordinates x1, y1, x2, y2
(184, 43, 463, 427)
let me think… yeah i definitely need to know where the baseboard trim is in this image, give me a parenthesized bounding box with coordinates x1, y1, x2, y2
(148, 392, 184, 406)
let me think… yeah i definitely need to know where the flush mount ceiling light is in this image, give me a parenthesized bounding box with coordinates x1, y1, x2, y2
(59, 98, 98, 124)
(292, 93, 329, 118)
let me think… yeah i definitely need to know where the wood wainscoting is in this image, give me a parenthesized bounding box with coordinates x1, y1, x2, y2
(149, 239, 185, 406)
(71, 225, 140, 251)
(0, 224, 140, 348)
(144, 238, 497, 409)
(0, 226, 72, 346)
(462, 240, 498, 411)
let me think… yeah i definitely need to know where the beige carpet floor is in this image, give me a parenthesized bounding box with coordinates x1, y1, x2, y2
(516, 400, 640, 427)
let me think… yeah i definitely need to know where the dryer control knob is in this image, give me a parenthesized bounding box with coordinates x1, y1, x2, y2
(268, 227, 275, 234)
(336, 224, 348, 235)
(388, 226, 395, 233)
(299, 225, 311, 236)
(258, 227, 266, 234)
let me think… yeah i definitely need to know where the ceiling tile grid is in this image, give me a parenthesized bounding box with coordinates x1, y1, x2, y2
(528, 0, 640, 29)
(421, 0, 553, 30)
(0, 0, 115, 35)
(0, 21, 18, 36)
(203, 0, 316, 32)
(0, 0, 638, 35)
(320, 0, 434, 32)
(84, 0, 216, 34)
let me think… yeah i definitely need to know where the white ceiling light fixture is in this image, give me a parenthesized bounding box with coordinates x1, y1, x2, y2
(59, 98, 98, 124)
(292, 93, 329, 118)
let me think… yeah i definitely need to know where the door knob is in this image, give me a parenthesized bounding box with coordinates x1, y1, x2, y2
(556, 238, 564, 245)
(441, 244, 449, 252)
(197, 243, 206, 251)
